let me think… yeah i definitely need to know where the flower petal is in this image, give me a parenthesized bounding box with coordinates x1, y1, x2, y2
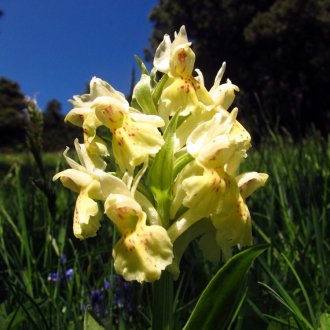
(105, 192, 173, 283)
(73, 193, 102, 240)
(171, 161, 227, 220)
(97, 171, 130, 199)
(210, 79, 239, 110)
(154, 34, 171, 73)
(236, 172, 269, 199)
(212, 194, 252, 251)
(112, 219, 173, 283)
(64, 106, 90, 127)
(105, 193, 142, 234)
(112, 116, 164, 172)
(187, 109, 237, 159)
(93, 95, 129, 130)
(53, 169, 92, 192)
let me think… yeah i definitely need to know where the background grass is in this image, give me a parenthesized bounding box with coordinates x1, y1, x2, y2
(0, 132, 329, 329)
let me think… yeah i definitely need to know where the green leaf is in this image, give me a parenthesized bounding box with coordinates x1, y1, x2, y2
(152, 73, 168, 104)
(259, 260, 314, 330)
(280, 253, 315, 325)
(132, 74, 158, 115)
(183, 244, 268, 330)
(173, 152, 194, 179)
(147, 111, 179, 228)
(0, 303, 25, 330)
(83, 306, 106, 330)
(134, 55, 149, 75)
(320, 313, 330, 330)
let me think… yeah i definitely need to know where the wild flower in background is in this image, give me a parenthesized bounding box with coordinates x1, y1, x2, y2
(53, 25, 268, 283)
(47, 255, 74, 284)
(85, 276, 135, 320)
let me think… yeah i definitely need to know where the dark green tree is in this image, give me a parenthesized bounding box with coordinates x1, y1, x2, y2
(0, 77, 27, 149)
(244, 0, 330, 135)
(43, 99, 81, 151)
(43, 99, 62, 124)
(146, 0, 330, 136)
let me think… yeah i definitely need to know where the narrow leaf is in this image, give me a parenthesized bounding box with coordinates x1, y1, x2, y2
(152, 73, 168, 104)
(259, 260, 314, 330)
(147, 112, 179, 228)
(83, 306, 105, 330)
(183, 244, 268, 330)
(134, 55, 149, 75)
(132, 74, 158, 115)
(320, 313, 330, 330)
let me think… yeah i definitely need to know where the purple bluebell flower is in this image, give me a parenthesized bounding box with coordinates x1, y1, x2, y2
(85, 275, 136, 319)
(60, 254, 67, 265)
(47, 272, 59, 282)
(113, 275, 135, 316)
(89, 288, 108, 318)
(47, 259, 74, 284)
(104, 280, 110, 291)
(65, 268, 74, 280)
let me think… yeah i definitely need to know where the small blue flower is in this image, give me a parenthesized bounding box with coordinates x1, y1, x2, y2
(65, 268, 74, 280)
(104, 280, 110, 291)
(47, 272, 59, 282)
(60, 254, 67, 265)
(47, 265, 74, 283)
(89, 288, 108, 318)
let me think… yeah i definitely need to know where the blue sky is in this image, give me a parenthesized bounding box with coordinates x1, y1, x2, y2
(0, 0, 158, 112)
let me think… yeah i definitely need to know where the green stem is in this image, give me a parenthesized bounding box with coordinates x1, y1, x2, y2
(152, 271, 174, 330)
(15, 166, 33, 297)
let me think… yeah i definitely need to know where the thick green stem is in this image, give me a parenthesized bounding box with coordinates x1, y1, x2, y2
(152, 271, 174, 330)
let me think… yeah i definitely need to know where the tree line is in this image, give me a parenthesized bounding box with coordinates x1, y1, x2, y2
(0, 77, 80, 152)
(145, 0, 330, 138)
(1, 0, 328, 152)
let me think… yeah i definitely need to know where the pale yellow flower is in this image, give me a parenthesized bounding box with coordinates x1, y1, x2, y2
(64, 77, 114, 157)
(158, 75, 213, 123)
(154, 25, 194, 77)
(154, 26, 214, 123)
(104, 190, 173, 283)
(53, 139, 119, 239)
(209, 62, 240, 110)
(168, 162, 233, 244)
(211, 171, 269, 259)
(93, 96, 165, 172)
(186, 108, 251, 175)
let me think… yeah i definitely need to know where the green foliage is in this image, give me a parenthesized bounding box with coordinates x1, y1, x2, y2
(183, 244, 268, 330)
(0, 160, 147, 329)
(239, 133, 330, 329)
(0, 77, 81, 152)
(84, 306, 106, 330)
(147, 111, 179, 229)
(0, 131, 329, 329)
(147, 0, 330, 136)
(0, 77, 26, 149)
(320, 313, 330, 330)
(42, 98, 82, 151)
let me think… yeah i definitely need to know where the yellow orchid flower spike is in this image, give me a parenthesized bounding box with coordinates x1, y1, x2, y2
(53, 26, 269, 284)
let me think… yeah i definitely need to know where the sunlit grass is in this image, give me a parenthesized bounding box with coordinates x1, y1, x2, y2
(241, 133, 330, 329)
(0, 133, 329, 329)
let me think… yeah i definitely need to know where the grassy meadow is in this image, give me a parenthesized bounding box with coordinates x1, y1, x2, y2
(0, 132, 329, 329)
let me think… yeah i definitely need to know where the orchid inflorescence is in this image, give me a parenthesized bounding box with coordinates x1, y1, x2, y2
(53, 26, 268, 283)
